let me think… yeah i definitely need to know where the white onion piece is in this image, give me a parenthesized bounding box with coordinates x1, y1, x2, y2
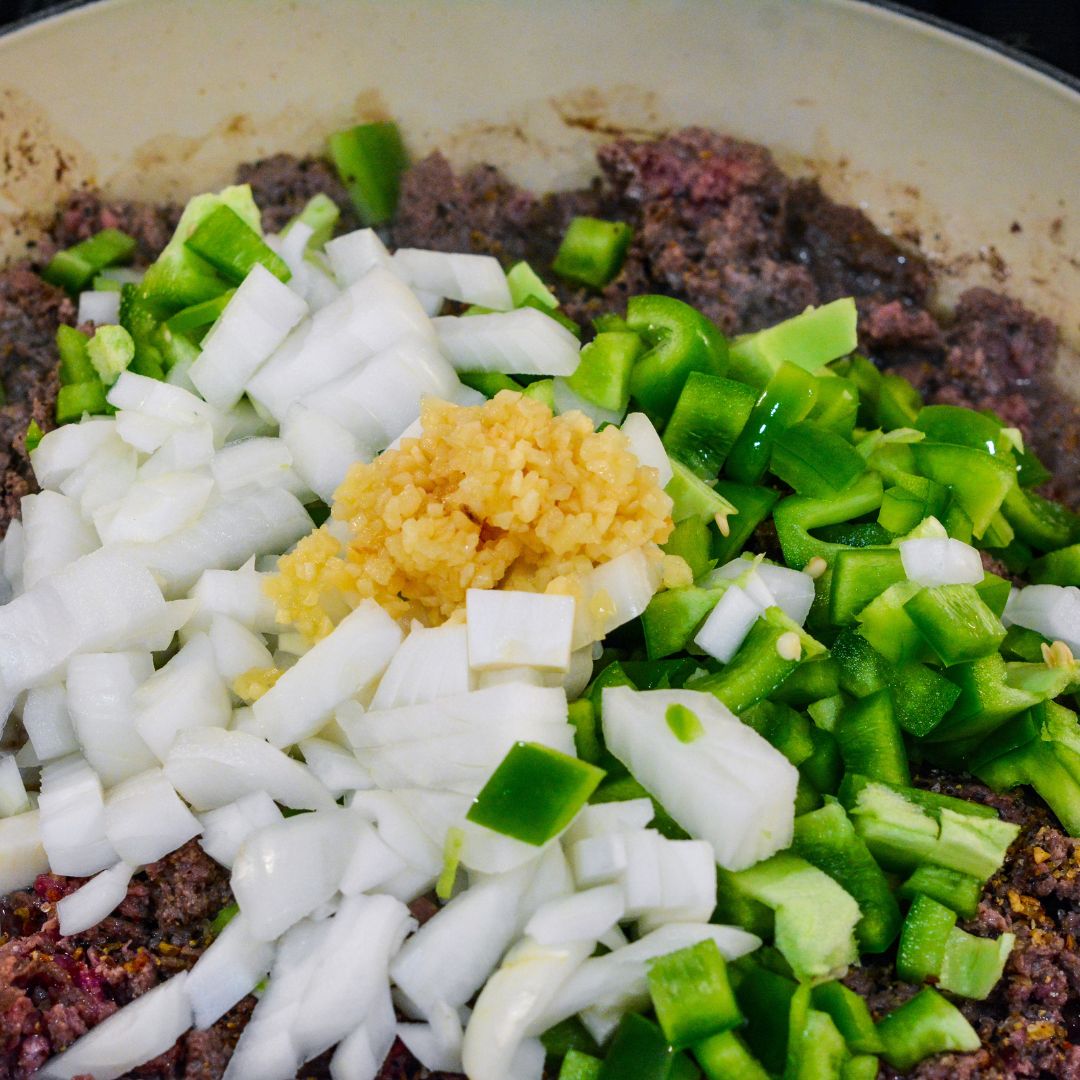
(564, 799, 655, 845)
(619, 412, 673, 487)
(224, 399, 276, 442)
(208, 615, 273, 683)
(252, 600, 403, 748)
(393, 249, 512, 310)
(133, 635, 230, 761)
(702, 560, 775, 608)
(77, 289, 120, 325)
(0, 809, 48, 893)
(57, 861, 134, 935)
(347, 790, 443, 900)
(20, 491, 98, 590)
(694, 584, 761, 664)
(37, 972, 192, 1080)
(281, 403, 369, 503)
(122, 486, 312, 597)
(95, 470, 216, 545)
(466, 590, 575, 672)
(165, 727, 335, 812)
(107, 371, 228, 444)
(1005, 584, 1080, 652)
(114, 409, 180, 454)
(462, 937, 593, 1080)
(329, 981, 397, 1080)
(900, 537, 986, 587)
(397, 1000, 464, 1074)
(619, 832, 717, 925)
(291, 893, 414, 1062)
(325, 228, 395, 287)
(231, 808, 356, 940)
(602, 688, 798, 870)
(188, 559, 279, 635)
(553, 378, 625, 428)
(104, 768, 201, 865)
(338, 820, 407, 896)
(139, 421, 216, 478)
(22, 684, 78, 762)
(38, 755, 117, 877)
(211, 438, 310, 499)
(299, 738, 372, 796)
(30, 418, 118, 491)
(390, 858, 537, 1018)
(525, 885, 625, 946)
(186, 912, 275, 1029)
(0, 754, 30, 817)
(529, 922, 762, 1037)
(370, 623, 472, 711)
(247, 266, 436, 422)
(569, 833, 629, 888)
(198, 790, 283, 868)
(56, 437, 137, 517)
(302, 336, 460, 445)
(189, 263, 309, 411)
(572, 546, 664, 649)
(0, 518, 23, 599)
(433, 307, 580, 376)
(67, 652, 157, 786)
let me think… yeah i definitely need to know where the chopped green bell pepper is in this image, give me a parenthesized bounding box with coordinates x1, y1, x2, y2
(185, 204, 291, 285)
(553, 216, 633, 289)
(648, 939, 743, 1049)
(770, 420, 867, 497)
(835, 688, 910, 786)
(42, 227, 137, 294)
(904, 584, 1006, 667)
(876, 988, 980, 1071)
(327, 120, 409, 225)
(662, 372, 756, 479)
(566, 331, 641, 414)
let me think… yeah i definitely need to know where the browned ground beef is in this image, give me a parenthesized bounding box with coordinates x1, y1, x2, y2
(0, 127, 1077, 1078)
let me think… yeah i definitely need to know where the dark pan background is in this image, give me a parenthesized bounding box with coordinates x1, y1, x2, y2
(3, 0, 1079, 81)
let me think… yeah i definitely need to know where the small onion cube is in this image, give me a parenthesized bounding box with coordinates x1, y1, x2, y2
(29, 418, 119, 491)
(0, 754, 30, 817)
(281, 403, 371, 504)
(900, 536, 986, 587)
(208, 615, 273, 683)
(104, 768, 202, 866)
(393, 249, 512, 310)
(76, 289, 121, 325)
(0, 810, 48, 894)
(324, 228, 395, 287)
(396, 1000, 464, 1074)
(57, 861, 134, 936)
(38, 755, 117, 878)
(694, 584, 762, 664)
(525, 884, 626, 946)
(572, 547, 663, 649)
(433, 307, 581, 377)
(21, 684, 78, 762)
(198, 790, 283, 868)
(370, 622, 473, 711)
(20, 491, 99, 590)
(466, 590, 575, 672)
(620, 412, 673, 487)
(299, 738, 373, 797)
(185, 912, 275, 1029)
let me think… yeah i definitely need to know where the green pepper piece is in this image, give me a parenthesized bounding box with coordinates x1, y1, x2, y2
(889, 662, 962, 738)
(855, 580, 925, 665)
(208, 902, 239, 937)
(975, 572, 1012, 619)
(792, 800, 901, 954)
(771, 656, 841, 708)
(86, 324, 135, 386)
(977, 740, 1080, 835)
(716, 854, 860, 983)
(896, 893, 956, 984)
(327, 121, 409, 225)
(784, 985, 850, 1080)
(915, 404, 1015, 460)
(710, 481, 780, 565)
(523, 378, 555, 410)
(506, 261, 558, 310)
(898, 865, 983, 919)
(566, 331, 641, 413)
(56, 324, 97, 386)
(734, 962, 797, 1074)
(458, 371, 524, 397)
(163, 289, 236, 339)
(877, 373, 923, 430)
(1029, 543, 1080, 586)
(598, 1014, 691, 1080)
(727, 298, 857, 389)
(841, 1056, 880, 1080)
(543, 1017, 601, 1060)
(910, 442, 1015, 539)
(807, 374, 859, 439)
(185, 205, 291, 285)
(830, 629, 888, 698)
(835, 688, 910, 786)
(662, 372, 756, 479)
(567, 699, 603, 764)
(23, 420, 44, 453)
(627, 295, 728, 421)
(725, 363, 819, 485)
(42, 227, 137, 294)
(1001, 484, 1080, 552)
(280, 192, 340, 252)
(929, 653, 1043, 743)
(666, 460, 739, 526)
(641, 586, 722, 659)
(55, 380, 109, 423)
(828, 546, 905, 626)
(773, 472, 884, 570)
(559, 1049, 603, 1080)
(466, 742, 604, 844)
(692, 1029, 770, 1080)
(904, 584, 1006, 667)
(876, 988, 980, 1071)
(1015, 446, 1053, 488)
(807, 694, 846, 734)
(810, 981, 884, 1055)
(770, 420, 866, 498)
(742, 701, 816, 768)
(553, 216, 633, 289)
(587, 660, 637, 710)
(661, 517, 715, 582)
(938, 925, 1015, 1000)
(648, 939, 743, 1049)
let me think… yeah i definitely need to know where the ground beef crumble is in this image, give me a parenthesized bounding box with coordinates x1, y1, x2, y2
(1, 127, 1078, 1077)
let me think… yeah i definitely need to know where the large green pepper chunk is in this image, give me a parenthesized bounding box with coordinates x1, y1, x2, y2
(626, 295, 728, 422)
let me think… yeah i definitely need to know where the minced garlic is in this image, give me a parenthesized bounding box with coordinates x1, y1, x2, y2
(268, 392, 673, 641)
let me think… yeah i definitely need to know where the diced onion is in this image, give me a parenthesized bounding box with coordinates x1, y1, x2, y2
(198, 790, 283, 868)
(38, 755, 117, 877)
(900, 537, 985, 587)
(185, 912, 275, 1029)
(281, 403, 371, 504)
(0, 809, 49, 893)
(393, 249, 512, 310)
(21, 684, 78, 762)
(104, 768, 201, 865)
(572, 546, 664, 649)
(466, 590, 575, 672)
(77, 290, 121, 325)
(620, 412, 673, 487)
(299, 738, 373, 797)
(57, 861, 134, 935)
(370, 622, 473, 710)
(20, 491, 99, 590)
(0, 754, 30, 817)
(694, 584, 762, 664)
(524, 885, 625, 946)
(433, 308, 580, 377)
(1004, 584, 1080, 652)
